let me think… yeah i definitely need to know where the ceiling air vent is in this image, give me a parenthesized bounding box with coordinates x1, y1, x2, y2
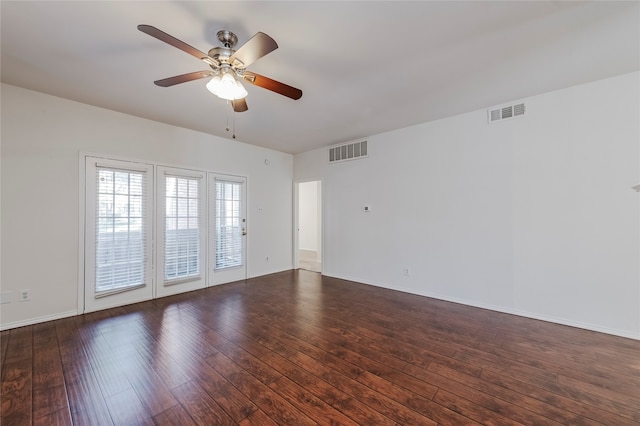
(329, 140, 368, 163)
(488, 102, 526, 124)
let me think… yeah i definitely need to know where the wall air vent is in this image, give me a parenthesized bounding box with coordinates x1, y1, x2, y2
(329, 140, 368, 163)
(488, 102, 526, 123)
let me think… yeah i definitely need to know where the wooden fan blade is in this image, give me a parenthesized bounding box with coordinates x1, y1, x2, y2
(154, 71, 214, 87)
(232, 98, 248, 112)
(138, 25, 218, 66)
(242, 71, 302, 100)
(229, 32, 278, 68)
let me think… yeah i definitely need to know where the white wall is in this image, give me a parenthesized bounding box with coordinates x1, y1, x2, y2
(294, 72, 640, 339)
(1, 83, 293, 329)
(299, 181, 319, 252)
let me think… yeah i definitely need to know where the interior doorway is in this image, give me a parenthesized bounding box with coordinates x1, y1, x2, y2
(295, 180, 322, 273)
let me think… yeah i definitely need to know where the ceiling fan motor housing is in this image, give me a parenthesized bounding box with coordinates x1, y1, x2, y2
(207, 47, 234, 65)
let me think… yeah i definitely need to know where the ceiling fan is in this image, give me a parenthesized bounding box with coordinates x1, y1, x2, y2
(138, 25, 302, 113)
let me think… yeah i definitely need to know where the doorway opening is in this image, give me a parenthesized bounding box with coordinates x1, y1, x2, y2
(295, 180, 322, 273)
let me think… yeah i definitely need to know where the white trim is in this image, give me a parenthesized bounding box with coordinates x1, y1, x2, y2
(293, 182, 299, 269)
(83, 295, 152, 314)
(0, 310, 78, 331)
(323, 272, 640, 341)
(293, 178, 324, 274)
(247, 267, 292, 280)
(78, 152, 86, 314)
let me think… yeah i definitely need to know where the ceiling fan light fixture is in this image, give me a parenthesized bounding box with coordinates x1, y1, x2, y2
(138, 25, 302, 109)
(206, 70, 247, 100)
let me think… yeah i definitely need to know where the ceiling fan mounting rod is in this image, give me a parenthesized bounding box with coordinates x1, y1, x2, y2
(217, 30, 238, 48)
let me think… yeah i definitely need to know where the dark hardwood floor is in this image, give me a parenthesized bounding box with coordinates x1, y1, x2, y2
(2, 269, 639, 425)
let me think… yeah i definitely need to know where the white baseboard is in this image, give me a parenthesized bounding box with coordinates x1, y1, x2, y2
(323, 272, 640, 341)
(248, 267, 293, 280)
(0, 310, 78, 331)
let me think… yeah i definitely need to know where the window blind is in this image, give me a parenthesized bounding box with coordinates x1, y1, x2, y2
(95, 167, 146, 294)
(164, 175, 201, 282)
(215, 180, 243, 269)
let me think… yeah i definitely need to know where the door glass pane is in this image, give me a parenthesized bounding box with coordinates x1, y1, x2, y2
(215, 180, 243, 269)
(95, 169, 146, 293)
(165, 176, 200, 281)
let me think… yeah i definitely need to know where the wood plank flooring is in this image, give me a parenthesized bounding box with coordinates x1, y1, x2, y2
(2, 269, 639, 425)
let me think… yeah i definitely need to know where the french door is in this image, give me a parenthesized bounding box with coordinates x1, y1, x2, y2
(155, 166, 207, 298)
(209, 174, 247, 285)
(84, 158, 154, 312)
(85, 158, 247, 312)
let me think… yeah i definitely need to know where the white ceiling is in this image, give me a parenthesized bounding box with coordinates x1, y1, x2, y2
(2, 1, 638, 154)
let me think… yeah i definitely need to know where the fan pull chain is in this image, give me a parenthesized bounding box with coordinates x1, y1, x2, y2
(223, 100, 236, 139)
(232, 109, 236, 139)
(225, 100, 230, 132)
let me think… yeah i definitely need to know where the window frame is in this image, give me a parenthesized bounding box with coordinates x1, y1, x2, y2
(83, 157, 155, 312)
(156, 166, 207, 296)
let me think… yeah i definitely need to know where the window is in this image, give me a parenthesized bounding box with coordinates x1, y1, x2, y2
(85, 158, 154, 311)
(95, 167, 146, 293)
(164, 175, 201, 281)
(155, 166, 207, 296)
(214, 179, 243, 269)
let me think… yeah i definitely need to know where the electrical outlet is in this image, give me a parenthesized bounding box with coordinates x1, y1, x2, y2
(403, 268, 410, 277)
(19, 289, 30, 302)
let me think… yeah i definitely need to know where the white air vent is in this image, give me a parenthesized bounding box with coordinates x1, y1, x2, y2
(329, 140, 368, 163)
(488, 102, 526, 123)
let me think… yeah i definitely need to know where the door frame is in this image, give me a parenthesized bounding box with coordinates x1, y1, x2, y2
(83, 156, 155, 313)
(293, 178, 323, 272)
(208, 173, 248, 286)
